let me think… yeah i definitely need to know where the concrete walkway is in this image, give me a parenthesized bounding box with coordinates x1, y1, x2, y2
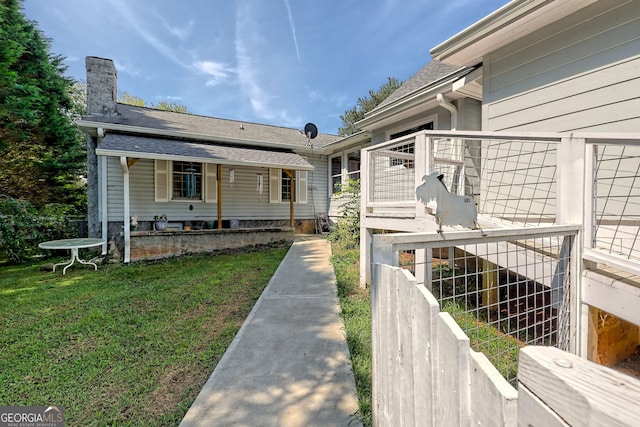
(180, 237, 362, 427)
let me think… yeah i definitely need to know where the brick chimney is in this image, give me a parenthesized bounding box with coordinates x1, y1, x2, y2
(86, 56, 118, 116)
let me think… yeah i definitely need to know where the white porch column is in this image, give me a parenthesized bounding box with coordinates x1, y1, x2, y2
(97, 128, 108, 254)
(120, 157, 131, 263)
(557, 136, 587, 356)
(360, 145, 372, 287)
(413, 132, 431, 289)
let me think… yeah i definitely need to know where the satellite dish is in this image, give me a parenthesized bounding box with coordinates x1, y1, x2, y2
(304, 122, 318, 139)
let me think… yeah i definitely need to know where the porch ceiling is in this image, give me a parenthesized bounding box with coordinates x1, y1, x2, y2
(95, 133, 314, 170)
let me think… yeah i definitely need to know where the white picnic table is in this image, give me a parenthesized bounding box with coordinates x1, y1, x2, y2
(39, 238, 105, 275)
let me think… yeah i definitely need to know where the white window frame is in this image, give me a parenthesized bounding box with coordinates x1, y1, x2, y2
(329, 154, 343, 195)
(171, 161, 204, 202)
(329, 148, 362, 197)
(269, 167, 307, 204)
(154, 160, 217, 203)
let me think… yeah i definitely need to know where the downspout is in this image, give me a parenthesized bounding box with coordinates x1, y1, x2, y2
(437, 94, 460, 269)
(217, 164, 222, 229)
(437, 92, 463, 169)
(437, 93, 457, 131)
(120, 156, 131, 263)
(98, 128, 108, 255)
(436, 93, 464, 199)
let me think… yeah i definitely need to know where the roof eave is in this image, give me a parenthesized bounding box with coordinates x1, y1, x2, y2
(356, 67, 474, 131)
(323, 131, 371, 154)
(430, 0, 598, 67)
(356, 80, 455, 131)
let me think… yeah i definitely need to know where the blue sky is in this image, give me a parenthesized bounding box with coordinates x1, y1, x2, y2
(23, 0, 508, 135)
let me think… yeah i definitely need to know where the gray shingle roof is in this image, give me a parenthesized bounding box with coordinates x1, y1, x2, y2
(96, 134, 314, 170)
(373, 60, 465, 111)
(85, 104, 340, 148)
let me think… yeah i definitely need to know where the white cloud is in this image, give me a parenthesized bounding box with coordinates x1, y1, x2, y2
(193, 60, 234, 86)
(232, 0, 302, 126)
(381, 0, 401, 14)
(308, 89, 348, 109)
(114, 60, 140, 76)
(106, 0, 189, 69)
(160, 16, 194, 41)
(283, 0, 301, 63)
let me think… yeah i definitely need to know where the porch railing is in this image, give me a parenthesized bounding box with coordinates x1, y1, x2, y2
(361, 130, 640, 270)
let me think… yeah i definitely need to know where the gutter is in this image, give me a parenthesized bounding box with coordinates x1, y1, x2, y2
(94, 148, 315, 171)
(430, 0, 598, 67)
(322, 131, 371, 154)
(430, 0, 552, 62)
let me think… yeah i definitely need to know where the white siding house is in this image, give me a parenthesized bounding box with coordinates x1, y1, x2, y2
(80, 57, 341, 262)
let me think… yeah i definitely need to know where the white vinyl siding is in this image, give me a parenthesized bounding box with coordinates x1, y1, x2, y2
(104, 153, 326, 222)
(477, 1, 640, 220)
(483, 0, 640, 133)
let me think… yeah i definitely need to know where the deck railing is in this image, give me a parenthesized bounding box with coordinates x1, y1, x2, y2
(363, 130, 640, 425)
(361, 130, 640, 272)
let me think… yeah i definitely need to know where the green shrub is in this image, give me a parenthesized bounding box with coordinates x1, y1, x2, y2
(0, 196, 77, 263)
(328, 179, 360, 249)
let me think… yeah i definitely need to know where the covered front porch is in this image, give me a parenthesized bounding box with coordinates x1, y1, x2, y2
(96, 133, 314, 262)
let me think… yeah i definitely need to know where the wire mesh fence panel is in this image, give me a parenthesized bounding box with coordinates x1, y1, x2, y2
(593, 144, 640, 261)
(371, 138, 416, 204)
(398, 231, 574, 387)
(432, 137, 558, 225)
(365, 133, 560, 226)
(477, 140, 557, 225)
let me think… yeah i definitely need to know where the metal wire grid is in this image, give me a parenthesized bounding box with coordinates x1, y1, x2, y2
(367, 135, 559, 226)
(431, 137, 558, 224)
(400, 233, 572, 386)
(429, 138, 467, 197)
(371, 139, 416, 203)
(476, 140, 557, 225)
(593, 144, 640, 261)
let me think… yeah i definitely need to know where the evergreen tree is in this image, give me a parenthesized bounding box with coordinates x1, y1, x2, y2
(0, 0, 85, 210)
(338, 77, 403, 136)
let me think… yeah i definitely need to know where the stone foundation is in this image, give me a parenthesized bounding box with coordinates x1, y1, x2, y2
(126, 227, 294, 262)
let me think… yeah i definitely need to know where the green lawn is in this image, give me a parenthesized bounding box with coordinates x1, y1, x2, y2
(330, 245, 372, 427)
(0, 245, 289, 426)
